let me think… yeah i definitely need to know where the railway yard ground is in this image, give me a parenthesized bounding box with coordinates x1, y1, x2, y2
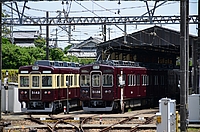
(0, 108, 200, 132)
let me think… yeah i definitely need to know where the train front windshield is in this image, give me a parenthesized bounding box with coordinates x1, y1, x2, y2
(19, 75, 53, 88)
(80, 75, 90, 87)
(80, 69, 113, 87)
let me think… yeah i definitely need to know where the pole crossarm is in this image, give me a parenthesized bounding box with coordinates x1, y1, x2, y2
(2, 15, 198, 26)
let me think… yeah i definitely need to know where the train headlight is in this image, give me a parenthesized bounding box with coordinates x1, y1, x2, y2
(44, 91, 51, 94)
(82, 89, 89, 94)
(105, 90, 108, 93)
(20, 91, 27, 95)
(108, 90, 111, 93)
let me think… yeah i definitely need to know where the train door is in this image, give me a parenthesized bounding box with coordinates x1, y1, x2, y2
(90, 71, 102, 99)
(30, 73, 42, 100)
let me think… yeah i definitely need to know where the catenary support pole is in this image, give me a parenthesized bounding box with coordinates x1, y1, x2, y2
(0, 2, 2, 120)
(46, 11, 49, 60)
(198, 0, 200, 94)
(180, 0, 187, 131)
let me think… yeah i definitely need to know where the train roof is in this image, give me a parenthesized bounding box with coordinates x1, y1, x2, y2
(19, 60, 80, 73)
(34, 60, 80, 67)
(81, 60, 174, 69)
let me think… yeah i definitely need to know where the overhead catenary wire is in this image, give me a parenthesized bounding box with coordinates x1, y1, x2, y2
(2, 1, 197, 48)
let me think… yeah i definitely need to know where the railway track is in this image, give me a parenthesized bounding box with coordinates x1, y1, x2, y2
(2, 109, 173, 132)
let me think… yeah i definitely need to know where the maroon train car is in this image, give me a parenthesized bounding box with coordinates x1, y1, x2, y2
(79, 60, 180, 112)
(18, 60, 80, 113)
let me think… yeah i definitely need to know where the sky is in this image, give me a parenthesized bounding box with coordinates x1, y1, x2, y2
(2, 0, 198, 49)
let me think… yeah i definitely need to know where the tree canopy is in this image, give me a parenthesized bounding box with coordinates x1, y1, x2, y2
(2, 37, 95, 69)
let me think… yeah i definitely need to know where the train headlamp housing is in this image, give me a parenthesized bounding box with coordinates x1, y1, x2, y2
(82, 89, 89, 94)
(44, 91, 51, 94)
(21, 90, 28, 95)
(32, 66, 39, 70)
(93, 65, 99, 69)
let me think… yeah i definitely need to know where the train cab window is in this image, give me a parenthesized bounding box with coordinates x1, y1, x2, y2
(20, 76, 29, 87)
(103, 74, 113, 87)
(80, 75, 90, 87)
(42, 76, 52, 87)
(92, 74, 100, 87)
(32, 76, 39, 87)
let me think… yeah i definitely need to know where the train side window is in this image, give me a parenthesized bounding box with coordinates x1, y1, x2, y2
(103, 74, 113, 87)
(142, 75, 145, 86)
(128, 74, 133, 86)
(161, 75, 164, 85)
(74, 74, 77, 86)
(147, 75, 149, 85)
(136, 74, 140, 86)
(57, 76, 60, 87)
(133, 75, 136, 86)
(128, 74, 132, 86)
(20, 76, 29, 87)
(32, 76, 39, 87)
(70, 75, 73, 86)
(42, 76, 52, 87)
(61, 74, 64, 86)
(66, 75, 73, 86)
(142, 75, 148, 86)
(154, 75, 158, 85)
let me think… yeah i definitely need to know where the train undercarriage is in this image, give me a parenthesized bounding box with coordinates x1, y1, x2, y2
(21, 99, 81, 113)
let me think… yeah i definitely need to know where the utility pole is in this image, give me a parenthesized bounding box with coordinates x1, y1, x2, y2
(55, 28, 58, 48)
(46, 11, 49, 60)
(180, 0, 187, 131)
(103, 24, 106, 42)
(198, 0, 200, 94)
(0, 2, 2, 120)
(68, 25, 71, 43)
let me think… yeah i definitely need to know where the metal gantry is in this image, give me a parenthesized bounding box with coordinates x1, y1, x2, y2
(2, 15, 198, 26)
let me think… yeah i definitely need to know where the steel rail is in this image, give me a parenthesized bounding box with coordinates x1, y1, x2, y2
(80, 114, 99, 132)
(99, 110, 158, 132)
(130, 115, 156, 132)
(28, 115, 54, 132)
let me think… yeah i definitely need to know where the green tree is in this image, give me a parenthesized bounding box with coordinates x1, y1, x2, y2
(50, 48, 64, 61)
(2, 38, 46, 69)
(2, 41, 31, 68)
(64, 44, 72, 54)
(25, 47, 46, 64)
(34, 36, 46, 49)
